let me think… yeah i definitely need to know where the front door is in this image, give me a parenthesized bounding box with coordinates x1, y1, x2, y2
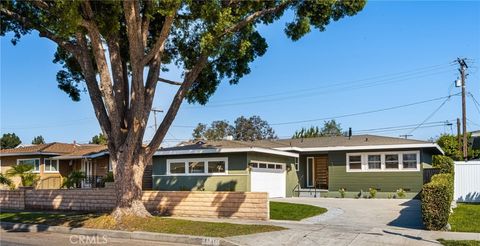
(315, 155, 328, 189)
(81, 159, 93, 188)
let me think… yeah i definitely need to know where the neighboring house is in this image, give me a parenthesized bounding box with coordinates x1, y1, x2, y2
(472, 130, 480, 150)
(152, 135, 443, 198)
(0, 142, 109, 189)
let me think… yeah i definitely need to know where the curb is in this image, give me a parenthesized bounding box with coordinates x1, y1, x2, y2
(0, 222, 241, 246)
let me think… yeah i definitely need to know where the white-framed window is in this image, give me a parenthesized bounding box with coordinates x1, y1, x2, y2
(346, 151, 420, 172)
(294, 157, 299, 172)
(17, 158, 40, 173)
(166, 157, 228, 175)
(249, 160, 285, 171)
(44, 158, 59, 173)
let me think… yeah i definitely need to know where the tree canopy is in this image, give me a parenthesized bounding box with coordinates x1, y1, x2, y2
(31, 135, 45, 145)
(292, 120, 344, 139)
(436, 133, 480, 161)
(192, 115, 276, 141)
(90, 133, 108, 145)
(0, 0, 366, 218)
(0, 133, 21, 149)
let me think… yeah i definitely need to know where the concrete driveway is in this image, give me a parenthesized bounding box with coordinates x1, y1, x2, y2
(227, 198, 479, 246)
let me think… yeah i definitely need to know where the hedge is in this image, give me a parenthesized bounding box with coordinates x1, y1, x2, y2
(432, 155, 454, 174)
(421, 173, 454, 230)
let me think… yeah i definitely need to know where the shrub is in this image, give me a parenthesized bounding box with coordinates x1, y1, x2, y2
(0, 173, 12, 186)
(396, 188, 406, 198)
(6, 164, 38, 187)
(369, 188, 377, 199)
(422, 173, 454, 230)
(339, 188, 346, 198)
(62, 171, 86, 189)
(104, 171, 114, 182)
(432, 155, 454, 174)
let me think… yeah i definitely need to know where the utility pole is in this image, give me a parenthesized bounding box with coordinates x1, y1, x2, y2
(457, 58, 468, 160)
(151, 108, 164, 131)
(457, 118, 462, 154)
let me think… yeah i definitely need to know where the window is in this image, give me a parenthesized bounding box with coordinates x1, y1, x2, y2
(367, 155, 381, 170)
(346, 151, 419, 172)
(250, 161, 284, 170)
(385, 154, 399, 169)
(189, 161, 205, 173)
(403, 153, 417, 169)
(170, 162, 186, 174)
(208, 161, 226, 173)
(44, 158, 59, 172)
(348, 155, 362, 170)
(167, 158, 228, 175)
(294, 157, 299, 172)
(259, 163, 267, 168)
(17, 159, 40, 173)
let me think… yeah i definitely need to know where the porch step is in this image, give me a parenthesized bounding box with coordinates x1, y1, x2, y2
(295, 189, 328, 198)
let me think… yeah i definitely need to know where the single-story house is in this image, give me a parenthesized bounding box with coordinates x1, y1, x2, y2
(152, 135, 443, 198)
(0, 142, 110, 189)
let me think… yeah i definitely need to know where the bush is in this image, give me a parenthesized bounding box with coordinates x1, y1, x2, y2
(62, 171, 86, 189)
(339, 188, 346, 198)
(432, 155, 454, 174)
(369, 188, 377, 199)
(396, 188, 406, 198)
(104, 171, 114, 182)
(422, 173, 454, 230)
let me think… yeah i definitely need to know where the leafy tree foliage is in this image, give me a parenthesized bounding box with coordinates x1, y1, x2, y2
(0, 133, 21, 149)
(192, 120, 234, 140)
(436, 134, 480, 161)
(0, 0, 366, 218)
(293, 120, 344, 139)
(193, 116, 276, 141)
(90, 133, 108, 145)
(31, 135, 45, 145)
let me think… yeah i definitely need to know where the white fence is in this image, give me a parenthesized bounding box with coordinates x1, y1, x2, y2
(454, 161, 480, 203)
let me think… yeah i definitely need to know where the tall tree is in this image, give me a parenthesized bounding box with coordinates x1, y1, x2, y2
(292, 120, 343, 139)
(31, 135, 45, 145)
(0, 133, 21, 149)
(234, 116, 276, 141)
(90, 133, 108, 145)
(192, 120, 234, 140)
(436, 134, 480, 161)
(1, 0, 365, 219)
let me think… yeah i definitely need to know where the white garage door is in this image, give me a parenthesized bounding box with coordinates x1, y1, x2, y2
(250, 162, 286, 198)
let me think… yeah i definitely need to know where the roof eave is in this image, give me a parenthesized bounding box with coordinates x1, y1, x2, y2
(274, 143, 445, 155)
(154, 147, 299, 158)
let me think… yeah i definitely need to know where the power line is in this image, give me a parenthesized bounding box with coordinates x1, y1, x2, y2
(269, 93, 460, 126)
(407, 96, 453, 135)
(468, 92, 480, 114)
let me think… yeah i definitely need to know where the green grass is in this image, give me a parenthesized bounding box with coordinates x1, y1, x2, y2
(449, 203, 480, 233)
(437, 239, 480, 246)
(269, 201, 327, 221)
(0, 211, 284, 238)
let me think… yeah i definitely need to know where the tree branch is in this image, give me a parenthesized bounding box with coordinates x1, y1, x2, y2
(158, 77, 182, 86)
(142, 15, 175, 66)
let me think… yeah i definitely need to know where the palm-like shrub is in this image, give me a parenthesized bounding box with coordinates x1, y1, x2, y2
(62, 170, 86, 189)
(0, 173, 13, 186)
(6, 164, 38, 187)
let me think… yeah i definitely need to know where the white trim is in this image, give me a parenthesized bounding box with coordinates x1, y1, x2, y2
(249, 160, 286, 171)
(155, 147, 299, 158)
(0, 152, 60, 157)
(346, 151, 421, 172)
(274, 143, 444, 154)
(43, 158, 59, 173)
(16, 158, 41, 173)
(50, 151, 108, 160)
(166, 157, 229, 176)
(294, 157, 299, 172)
(306, 157, 315, 187)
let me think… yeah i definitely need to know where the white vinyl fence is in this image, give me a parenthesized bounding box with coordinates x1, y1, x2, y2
(454, 161, 480, 203)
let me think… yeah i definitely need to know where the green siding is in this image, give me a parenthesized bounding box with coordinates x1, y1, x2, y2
(327, 150, 425, 192)
(152, 153, 248, 191)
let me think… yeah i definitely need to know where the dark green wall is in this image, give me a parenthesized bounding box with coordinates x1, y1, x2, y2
(152, 153, 248, 191)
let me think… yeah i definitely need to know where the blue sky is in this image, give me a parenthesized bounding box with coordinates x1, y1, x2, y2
(1, 1, 479, 146)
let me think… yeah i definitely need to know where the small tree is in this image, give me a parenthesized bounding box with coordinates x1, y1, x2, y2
(436, 134, 480, 161)
(62, 170, 86, 189)
(31, 135, 45, 144)
(0, 133, 21, 149)
(292, 120, 343, 139)
(90, 133, 108, 145)
(6, 164, 38, 187)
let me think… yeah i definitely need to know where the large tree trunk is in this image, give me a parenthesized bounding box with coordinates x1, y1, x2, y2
(110, 151, 151, 221)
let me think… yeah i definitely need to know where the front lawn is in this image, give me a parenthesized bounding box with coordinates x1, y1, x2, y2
(449, 203, 480, 233)
(0, 211, 284, 238)
(269, 201, 327, 221)
(438, 239, 480, 246)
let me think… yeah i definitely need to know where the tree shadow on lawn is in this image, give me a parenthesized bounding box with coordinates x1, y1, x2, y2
(387, 199, 425, 229)
(0, 210, 105, 232)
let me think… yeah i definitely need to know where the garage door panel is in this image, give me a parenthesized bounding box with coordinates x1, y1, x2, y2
(251, 168, 286, 198)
